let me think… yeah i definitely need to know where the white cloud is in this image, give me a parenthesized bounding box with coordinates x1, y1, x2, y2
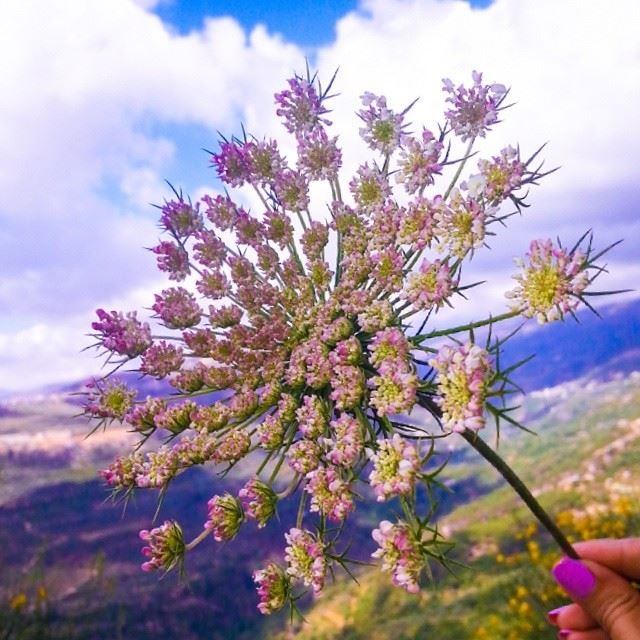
(0, 0, 638, 390)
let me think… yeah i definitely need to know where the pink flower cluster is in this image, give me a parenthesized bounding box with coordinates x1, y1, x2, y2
(371, 520, 423, 593)
(507, 238, 589, 323)
(139, 520, 185, 573)
(368, 434, 420, 501)
(430, 342, 492, 432)
(284, 528, 327, 595)
(253, 563, 290, 615)
(205, 493, 244, 542)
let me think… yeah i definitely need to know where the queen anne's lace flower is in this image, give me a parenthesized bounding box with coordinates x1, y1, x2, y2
(506, 239, 589, 323)
(139, 520, 185, 573)
(372, 520, 423, 593)
(253, 563, 290, 614)
(305, 465, 355, 522)
(442, 70, 506, 141)
(430, 342, 492, 432)
(86, 68, 610, 613)
(284, 528, 327, 594)
(205, 494, 244, 542)
(239, 478, 278, 528)
(368, 434, 419, 501)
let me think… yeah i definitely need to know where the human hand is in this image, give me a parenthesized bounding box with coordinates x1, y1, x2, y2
(548, 538, 640, 639)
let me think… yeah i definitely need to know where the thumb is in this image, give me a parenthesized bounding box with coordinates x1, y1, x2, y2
(552, 557, 640, 640)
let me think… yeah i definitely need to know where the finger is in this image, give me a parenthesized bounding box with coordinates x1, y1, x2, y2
(556, 629, 609, 640)
(548, 603, 598, 631)
(552, 557, 640, 640)
(573, 538, 640, 581)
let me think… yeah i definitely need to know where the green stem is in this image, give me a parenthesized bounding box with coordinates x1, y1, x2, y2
(443, 137, 475, 201)
(411, 310, 519, 344)
(185, 526, 212, 552)
(460, 428, 578, 559)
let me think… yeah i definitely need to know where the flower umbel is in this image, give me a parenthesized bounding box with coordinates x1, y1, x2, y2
(84, 67, 619, 614)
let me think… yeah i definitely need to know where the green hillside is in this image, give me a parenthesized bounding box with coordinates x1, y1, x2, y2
(269, 373, 640, 640)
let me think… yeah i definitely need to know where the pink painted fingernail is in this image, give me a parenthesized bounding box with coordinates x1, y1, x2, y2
(557, 630, 571, 639)
(552, 558, 596, 598)
(546, 607, 563, 625)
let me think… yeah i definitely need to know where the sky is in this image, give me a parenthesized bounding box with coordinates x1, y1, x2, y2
(0, 0, 639, 392)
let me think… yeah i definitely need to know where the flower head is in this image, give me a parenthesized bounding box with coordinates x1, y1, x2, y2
(253, 563, 290, 614)
(91, 309, 151, 358)
(357, 92, 405, 154)
(430, 342, 492, 432)
(239, 478, 278, 528)
(372, 520, 423, 593)
(205, 494, 244, 542)
(506, 239, 589, 323)
(284, 528, 327, 594)
(368, 434, 419, 501)
(139, 520, 185, 573)
(442, 70, 506, 141)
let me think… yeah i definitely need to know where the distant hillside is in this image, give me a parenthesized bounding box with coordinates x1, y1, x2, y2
(501, 297, 640, 391)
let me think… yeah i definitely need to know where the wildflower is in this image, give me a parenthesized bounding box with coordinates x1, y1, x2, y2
(402, 259, 457, 311)
(193, 229, 228, 268)
(371, 520, 423, 593)
(368, 434, 419, 501)
(151, 241, 190, 280)
(243, 139, 286, 186)
(506, 238, 588, 323)
(152, 287, 202, 330)
(92, 309, 152, 358)
(258, 414, 286, 450)
(211, 141, 250, 187)
(126, 397, 166, 434)
(325, 414, 363, 467)
(202, 193, 240, 230)
(274, 75, 331, 135)
(274, 169, 310, 212)
(330, 364, 366, 411)
(155, 400, 196, 434)
(297, 127, 342, 180)
(205, 494, 244, 542)
(209, 304, 243, 328)
(442, 70, 506, 141)
(329, 335, 362, 366)
(215, 430, 251, 463)
(139, 520, 185, 572)
(140, 341, 184, 378)
(396, 129, 443, 193)
(287, 439, 322, 475)
(295, 395, 328, 439)
(370, 246, 404, 292)
(305, 465, 355, 521)
(358, 92, 405, 154)
(370, 368, 418, 417)
(435, 188, 487, 258)
(357, 300, 394, 333)
(301, 221, 329, 261)
(398, 196, 438, 250)
(468, 145, 524, 205)
(100, 452, 144, 490)
(350, 163, 390, 211)
(191, 403, 230, 433)
(159, 197, 203, 238)
(239, 478, 278, 528)
(369, 327, 411, 371)
(253, 563, 290, 614)
(84, 378, 136, 421)
(429, 342, 492, 432)
(284, 528, 327, 594)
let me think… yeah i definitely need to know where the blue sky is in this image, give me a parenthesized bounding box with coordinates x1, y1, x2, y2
(153, 0, 494, 44)
(0, 0, 638, 391)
